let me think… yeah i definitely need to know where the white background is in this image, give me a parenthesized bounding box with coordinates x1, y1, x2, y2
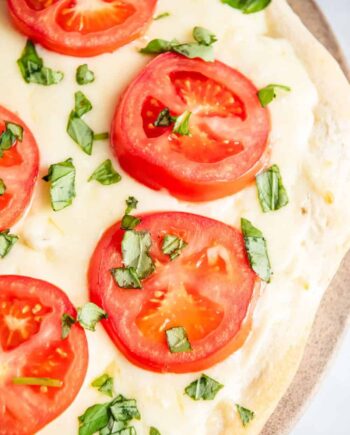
(293, 1, 350, 434)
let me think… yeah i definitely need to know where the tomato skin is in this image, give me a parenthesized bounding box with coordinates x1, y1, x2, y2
(0, 276, 88, 435)
(0, 106, 39, 231)
(7, 0, 158, 57)
(112, 53, 270, 202)
(89, 212, 259, 373)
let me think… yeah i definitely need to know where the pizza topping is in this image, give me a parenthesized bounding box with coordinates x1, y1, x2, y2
(76, 64, 95, 85)
(236, 404, 255, 427)
(166, 326, 192, 353)
(0, 121, 23, 156)
(241, 218, 271, 282)
(121, 197, 141, 230)
(154, 12, 171, 20)
(256, 164, 289, 212)
(91, 374, 115, 398)
(222, 0, 271, 14)
(173, 111, 192, 136)
(0, 179, 6, 195)
(77, 302, 108, 332)
(141, 27, 217, 62)
(162, 234, 188, 260)
(61, 313, 76, 340)
(43, 158, 76, 212)
(12, 377, 64, 388)
(93, 132, 110, 141)
(150, 428, 161, 435)
(185, 374, 224, 400)
(258, 84, 291, 107)
(111, 267, 142, 290)
(0, 230, 18, 258)
(17, 40, 63, 86)
(89, 160, 122, 186)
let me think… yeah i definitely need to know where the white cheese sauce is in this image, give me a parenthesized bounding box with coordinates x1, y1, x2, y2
(0, 0, 322, 433)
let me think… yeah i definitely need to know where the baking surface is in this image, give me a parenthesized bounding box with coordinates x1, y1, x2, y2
(262, 1, 350, 434)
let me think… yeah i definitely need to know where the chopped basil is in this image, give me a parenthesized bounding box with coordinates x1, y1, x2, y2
(256, 165, 289, 212)
(111, 267, 142, 290)
(173, 111, 192, 136)
(141, 27, 217, 62)
(89, 159, 122, 185)
(241, 218, 271, 282)
(150, 428, 161, 435)
(166, 326, 192, 353)
(185, 374, 223, 400)
(79, 394, 140, 435)
(236, 404, 255, 427)
(221, 0, 271, 14)
(76, 64, 95, 85)
(13, 377, 63, 388)
(154, 12, 170, 20)
(93, 132, 109, 141)
(162, 234, 187, 260)
(43, 158, 76, 211)
(0, 230, 18, 258)
(17, 40, 63, 86)
(77, 302, 108, 332)
(122, 231, 155, 280)
(154, 108, 177, 127)
(121, 196, 141, 231)
(125, 196, 138, 215)
(74, 91, 93, 117)
(258, 84, 291, 107)
(61, 313, 76, 339)
(0, 179, 6, 196)
(91, 374, 115, 398)
(0, 122, 23, 157)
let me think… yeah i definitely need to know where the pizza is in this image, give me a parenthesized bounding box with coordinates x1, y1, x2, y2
(0, 0, 349, 434)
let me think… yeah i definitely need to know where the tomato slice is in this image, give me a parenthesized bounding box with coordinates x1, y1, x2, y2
(0, 106, 39, 231)
(0, 276, 88, 435)
(7, 0, 158, 57)
(112, 53, 270, 201)
(89, 212, 259, 373)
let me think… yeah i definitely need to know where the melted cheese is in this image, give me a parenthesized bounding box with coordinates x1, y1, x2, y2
(0, 0, 322, 433)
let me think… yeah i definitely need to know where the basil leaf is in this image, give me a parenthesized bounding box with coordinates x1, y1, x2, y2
(74, 91, 93, 117)
(12, 377, 63, 387)
(110, 395, 141, 422)
(121, 215, 141, 231)
(221, 0, 271, 14)
(0, 122, 23, 157)
(67, 113, 94, 155)
(140, 39, 177, 54)
(154, 108, 177, 127)
(17, 39, 63, 85)
(173, 111, 192, 136)
(162, 234, 187, 260)
(125, 196, 138, 215)
(256, 165, 289, 212)
(79, 402, 111, 435)
(0, 179, 6, 196)
(258, 84, 291, 107)
(93, 132, 109, 141)
(61, 313, 76, 339)
(0, 230, 18, 258)
(173, 43, 214, 62)
(89, 160, 122, 185)
(76, 64, 95, 85)
(166, 326, 192, 353)
(150, 428, 161, 435)
(43, 158, 76, 211)
(241, 218, 271, 282)
(92, 374, 115, 398)
(236, 404, 255, 427)
(154, 12, 170, 20)
(193, 27, 218, 46)
(77, 302, 108, 332)
(111, 267, 142, 289)
(122, 231, 155, 280)
(114, 428, 136, 435)
(6, 122, 23, 141)
(100, 417, 127, 435)
(185, 374, 224, 400)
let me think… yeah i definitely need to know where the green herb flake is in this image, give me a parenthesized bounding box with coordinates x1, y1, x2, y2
(173, 111, 192, 136)
(256, 164, 289, 212)
(6, 122, 24, 141)
(76, 64, 95, 85)
(236, 404, 255, 427)
(43, 158, 76, 212)
(150, 428, 161, 435)
(74, 91, 93, 117)
(154, 11, 170, 20)
(13, 377, 63, 388)
(77, 302, 108, 332)
(0, 179, 6, 196)
(111, 267, 142, 290)
(193, 26, 218, 46)
(110, 395, 141, 422)
(121, 197, 141, 230)
(166, 326, 192, 353)
(221, 0, 271, 14)
(0, 230, 18, 258)
(154, 108, 177, 127)
(89, 159, 122, 186)
(162, 234, 187, 260)
(17, 39, 64, 86)
(61, 313, 76, 340)
(258, 84, 291, 107)
(122, 230, 155, 280)
(241, 218, 271, 282)
(0, 122, 24, 157)
(79, 402, 111, 435)
(93, 132, 109, 141)
(91, 374, 115, 398)
(185, 374, 224, 400)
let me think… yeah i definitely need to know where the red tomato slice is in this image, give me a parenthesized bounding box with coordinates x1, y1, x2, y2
(7, 0, 158, 57)
(0, 276, 88, 435)
(89, 212, 259, 373)
(0, 106, 39, 231)
(112, 53, 270, 202)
